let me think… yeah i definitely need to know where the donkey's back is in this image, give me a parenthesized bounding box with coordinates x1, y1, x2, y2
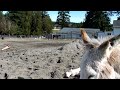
(98, 35, 120, 74)
(109, 46, 120, 74)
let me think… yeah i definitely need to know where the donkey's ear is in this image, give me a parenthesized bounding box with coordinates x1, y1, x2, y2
(98, 34, 120, 57)
(81, 28, 96, 49)
(97, 41, 112, 59)
(80, 28, 91, 44)
(98, 41, 111, 52)
(99, 34, 120, 50)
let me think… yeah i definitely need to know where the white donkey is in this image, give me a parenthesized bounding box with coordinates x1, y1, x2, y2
(66, 29, 120, 79)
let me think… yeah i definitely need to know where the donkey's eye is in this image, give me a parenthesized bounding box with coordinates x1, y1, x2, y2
(88, 75, 94, 79)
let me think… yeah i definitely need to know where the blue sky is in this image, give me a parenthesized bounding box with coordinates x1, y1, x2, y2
(3, 11, 118, 24)
(48, 11, 86, 23)
(48, 11, 118, 24)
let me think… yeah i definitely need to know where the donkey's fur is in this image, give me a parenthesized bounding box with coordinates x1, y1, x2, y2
(66, 29, 120, 79)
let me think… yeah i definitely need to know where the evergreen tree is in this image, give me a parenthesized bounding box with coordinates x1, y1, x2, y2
(6, 11, 32, 35)
(21, 11, 32, 36)
(0, 11, 8, 34)
(82, 11, 112, 31)
(43, 15, 53, 34)
(56, 11, 70, 29)
(70, 22, 83, 28)
(41, 11, 53, 35)
(5, 11, 23, 35)
(9, 22, 18, 35)
(3, 12, 17, 35)
(5, 11, 53, 36)
(31, 11, 42, 36)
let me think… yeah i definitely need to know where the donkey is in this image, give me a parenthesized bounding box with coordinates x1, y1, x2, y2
(66, 29, 120, 79)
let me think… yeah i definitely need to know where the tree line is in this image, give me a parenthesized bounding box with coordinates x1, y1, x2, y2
(0, 11, 119, 36)
(0, 11, 53, 36)
(56, 11, 120, 32)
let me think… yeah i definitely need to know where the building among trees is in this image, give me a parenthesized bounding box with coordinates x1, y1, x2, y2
(97, 18, 120, 38)
(113, 19, 120, 35)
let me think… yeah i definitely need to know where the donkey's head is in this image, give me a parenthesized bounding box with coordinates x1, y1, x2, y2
(80, 29, 120, 79)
